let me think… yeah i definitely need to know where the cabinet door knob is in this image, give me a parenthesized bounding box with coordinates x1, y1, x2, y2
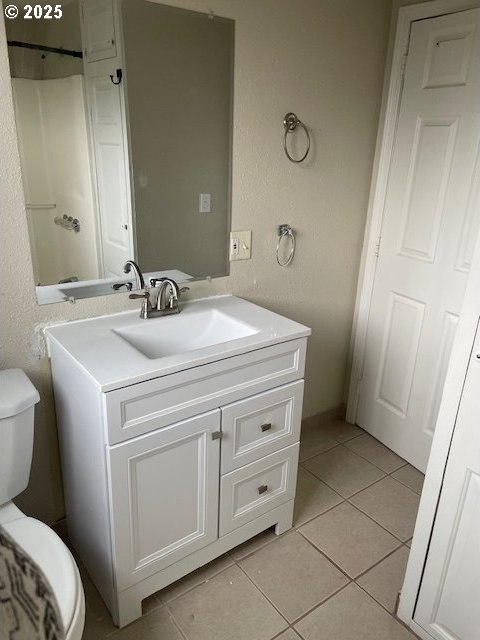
(258, 484, 268, 495)
(260, 423, 272, 432)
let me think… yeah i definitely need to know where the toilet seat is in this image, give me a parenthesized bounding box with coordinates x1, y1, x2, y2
(1, 516, 85, 637)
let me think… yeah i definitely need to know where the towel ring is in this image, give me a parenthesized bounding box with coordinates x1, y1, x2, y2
(283, 112, 310, 163)
(276, 224, 295, 267)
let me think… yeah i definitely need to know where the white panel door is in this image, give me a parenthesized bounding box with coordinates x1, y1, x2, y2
(414, 321, 480, 640)
(108, 410, 220, 590)
(357, 9, 480, 471)
(87, 71, 133, 276)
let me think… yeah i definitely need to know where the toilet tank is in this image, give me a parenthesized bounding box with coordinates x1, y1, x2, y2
(0, 369, 40, 505)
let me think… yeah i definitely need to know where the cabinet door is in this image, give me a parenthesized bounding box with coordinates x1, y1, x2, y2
(108, 410, 220, 590)
(81, 0, 117, 62)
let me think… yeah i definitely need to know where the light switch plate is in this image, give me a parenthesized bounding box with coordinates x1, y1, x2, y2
(230, 230, 251, 261)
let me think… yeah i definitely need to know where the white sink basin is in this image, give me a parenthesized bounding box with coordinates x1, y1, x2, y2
(113, 308, 259, 359)
(45, 296, 311, 391)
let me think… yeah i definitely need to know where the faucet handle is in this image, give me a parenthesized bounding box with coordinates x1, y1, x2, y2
(129, 290, 150, 300)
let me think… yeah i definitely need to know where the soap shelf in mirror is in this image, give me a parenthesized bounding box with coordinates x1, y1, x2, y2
(54, 215, 81, 233)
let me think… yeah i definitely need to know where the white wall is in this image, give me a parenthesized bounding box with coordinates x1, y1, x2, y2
(0, 0, 392, 524)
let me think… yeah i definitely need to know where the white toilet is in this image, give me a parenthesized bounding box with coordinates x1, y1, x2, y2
(0, 369, 85, 640)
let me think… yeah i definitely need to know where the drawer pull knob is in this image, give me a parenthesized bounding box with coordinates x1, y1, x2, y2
(258, 484, 268, 495)
(260, 423, 272, 432)
(211, 431, 222, 440)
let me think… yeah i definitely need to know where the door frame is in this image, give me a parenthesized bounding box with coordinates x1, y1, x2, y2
(345, 1, 480, 636)
(345, 0, 479, 426)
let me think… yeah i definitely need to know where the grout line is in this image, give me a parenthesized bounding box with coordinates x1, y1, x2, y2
(387, 472, 424, 496)
(234, 536, 352, 629)
(346, 494, 416, 544)
(353, 581, 420, 638)
(289, 582, 353, 629)
(299, 441, 340, 463)
(166, 608, 189, 640)
(301, 457, 388, 503)
(234, 557, 292, 626)
(296, 529, 354, 582)
(353, 543, 406, 582)
(159, 556, 236, 605)
(342, 445, 408, 475)
(292, 496, 346, 529)
(227, 526, 279, 562)
(345, 497, 410, 544)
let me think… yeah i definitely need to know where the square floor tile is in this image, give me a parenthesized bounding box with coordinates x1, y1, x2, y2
(357, 546, 410, 613)
(350, 477, 420, 541)
(293, 467, 343, 527)
(157, 554, 234, 603)
(107, 606, 183, 640)
(295, 583, 417, 640)
(239, 531, 348, 622)
(303, 446, 385, 498)
(318, 418, 364, 443)
(344, 434, 406, 473)
(392, 464, 425, 495)
(300, 503, 400, 578)
(228, 528, 278, 561)
(299, 417, 338, 462)
(167, 565, 287, 640)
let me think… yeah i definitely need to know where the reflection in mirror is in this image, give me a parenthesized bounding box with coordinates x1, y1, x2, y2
(6, 0, 234, 304)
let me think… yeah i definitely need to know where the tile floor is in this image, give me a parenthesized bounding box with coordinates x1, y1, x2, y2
(80, 418, 424, 640)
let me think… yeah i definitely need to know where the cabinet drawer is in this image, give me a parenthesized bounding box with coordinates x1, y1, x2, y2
(219, 443, 299, 536)
(221, 381, 303, 473)
(103, 339, 306, 445)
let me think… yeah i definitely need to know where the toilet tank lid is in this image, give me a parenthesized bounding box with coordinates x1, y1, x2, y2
(0, 369, 40, 418)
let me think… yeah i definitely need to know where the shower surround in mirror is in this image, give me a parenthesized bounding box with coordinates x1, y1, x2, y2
(6, 0, 234, 303)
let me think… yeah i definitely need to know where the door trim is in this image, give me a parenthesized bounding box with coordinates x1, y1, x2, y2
(346, 0, 480, 426)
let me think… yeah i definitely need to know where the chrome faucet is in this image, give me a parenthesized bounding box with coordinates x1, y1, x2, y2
(151, 278, 177, 311)
(126, 264, 189, 318)
(123, 260, 145, 291)
(149, 277, 190, 314)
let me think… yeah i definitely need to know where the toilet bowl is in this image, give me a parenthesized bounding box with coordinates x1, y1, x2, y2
(0, 369, 85, 640)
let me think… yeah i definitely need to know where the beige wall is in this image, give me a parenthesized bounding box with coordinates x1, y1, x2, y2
(0, 0, 392, 524)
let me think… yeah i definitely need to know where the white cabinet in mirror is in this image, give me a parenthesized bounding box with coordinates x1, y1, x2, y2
(5, 0, 234, 304)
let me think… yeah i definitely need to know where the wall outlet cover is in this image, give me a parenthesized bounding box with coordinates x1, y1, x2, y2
(230, 230, 252, 261)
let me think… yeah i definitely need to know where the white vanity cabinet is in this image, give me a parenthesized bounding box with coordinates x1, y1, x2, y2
(47, 299, 309, 628)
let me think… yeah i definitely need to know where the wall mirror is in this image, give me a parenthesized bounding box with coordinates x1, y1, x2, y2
(6, 0, 234, 304)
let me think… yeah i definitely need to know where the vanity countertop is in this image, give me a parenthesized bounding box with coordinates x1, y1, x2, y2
(45, 295, 311, 392)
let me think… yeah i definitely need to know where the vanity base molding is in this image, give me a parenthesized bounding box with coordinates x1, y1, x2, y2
(115, 500, 294, 627)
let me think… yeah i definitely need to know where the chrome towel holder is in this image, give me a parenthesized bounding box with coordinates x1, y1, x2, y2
(283, 112, 310, 163)
(276, 224, 295, 267)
